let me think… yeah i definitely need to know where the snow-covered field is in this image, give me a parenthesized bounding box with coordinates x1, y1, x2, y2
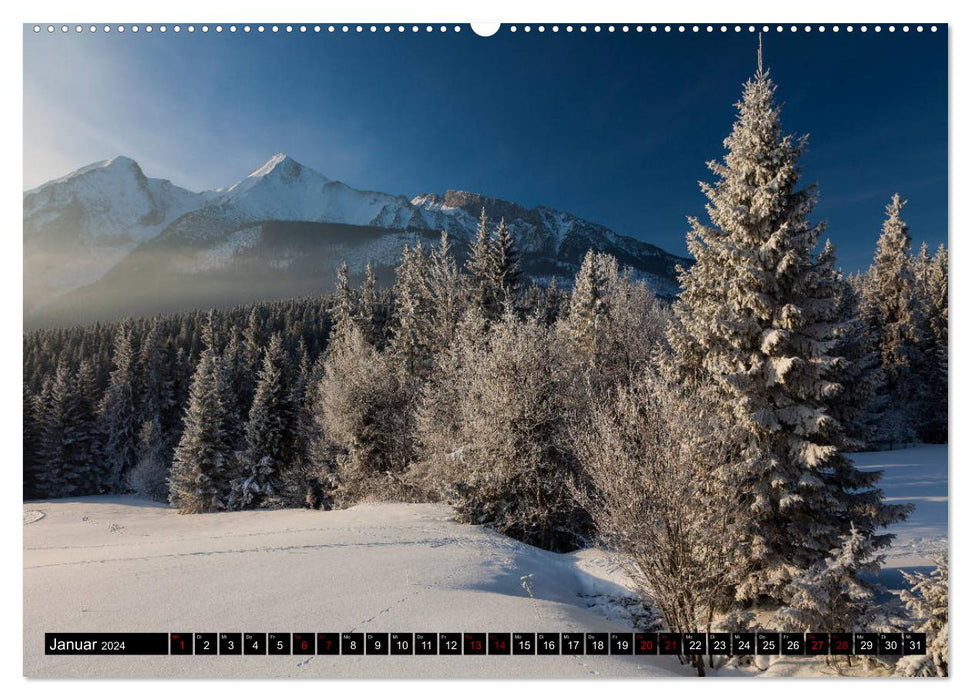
(853, 444, 948, 568)
(23, 444, 946, 679)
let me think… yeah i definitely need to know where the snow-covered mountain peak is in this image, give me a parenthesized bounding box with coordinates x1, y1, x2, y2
(26, 155, 145, 195)
(103, 155, 140, 170)
(247, 152, 303, 179)
(220, 153, 330, 197)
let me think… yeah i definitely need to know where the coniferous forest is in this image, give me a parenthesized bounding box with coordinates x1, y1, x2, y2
(23, 64, 948, 675)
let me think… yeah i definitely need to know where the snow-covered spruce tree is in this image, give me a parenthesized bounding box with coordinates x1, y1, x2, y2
(411, 306, 490, 500)
(423, 312, 589, 551)
(389, 243, 436, 379)
(23, 383, 41, 498)
(567, 250, 611, 363)
(331, 261, 358, 331)
(911, 242, 948, 443)
(831, 264, 887, 450)
(774, 523, 883, 633)
(98, 323, 140, 491)
(229, 333, 297, 510)
(573, 370, 742, 674)
(465, 208, 502, 321)
(425, 230, 463, 356)
(543, 277, 567, 325)
(524, 281, 543, 317)
(563, 251, 668, 385)
(35, 363, 91, 497)
(218, 329, 249, 453)
(357, 262, 386, 348)
(74, 359, 104, 492)
(489, 218, 522, 313)
(896, 554, 948, 677)
(138, 318, 177, 440)
(316, 322, 415, 504)
(276, 339, 327, 508)
(858, 194, 922, 446)
(667, 60, 908, 603)
(169, 318, 233, 514)
(241, 306, 264, 399)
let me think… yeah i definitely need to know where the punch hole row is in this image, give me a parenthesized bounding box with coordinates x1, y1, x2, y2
(32, 24, 466, 34)
(32, 24, 940, 35)
(507, 25, 937, 34)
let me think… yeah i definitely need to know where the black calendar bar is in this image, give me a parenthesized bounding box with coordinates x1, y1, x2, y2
(43, 632, 925, 656)
(45, 633, 169, 655)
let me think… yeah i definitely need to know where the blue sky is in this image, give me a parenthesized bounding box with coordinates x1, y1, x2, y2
(23, 25, 947, 272)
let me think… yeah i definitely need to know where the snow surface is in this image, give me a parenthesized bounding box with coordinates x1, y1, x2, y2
(23, 499, 691, 678)
(23, 450, 943, 680)
(851, 444, 948, 568)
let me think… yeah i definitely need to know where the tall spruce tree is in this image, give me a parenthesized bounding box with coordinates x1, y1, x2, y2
(490, 218, 521, 312)
(36, 363, 91, 497)
(390, 243, 434, 378)
(831, 266, 886, 450)
(24, 383, 41, 499)
(138, 318, 177, 445)
(466, 208, 501, 320)
(98, 324, 140, 491)
(358, 262, 384, 347)
(859, 194, 922, 445)
(74, 359, 104, 492)
(231, 334, 296, 509)
(427, 230, 462, 356)
(169, 316, 233, 513)
(667, 55, 908, 603)
(912, 242, 948, 443)
(331, 261, 358, 332)
(567, 250, 612, 364)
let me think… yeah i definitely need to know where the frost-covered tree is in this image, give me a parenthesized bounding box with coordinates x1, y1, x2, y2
(574, 370, 742, 674)
(389, 243, 435, 379)
(98, 324, 140, 491)
(667, 60, 907, 602)
(331, 261, 357, 332)
(895, 554, 948, 677)
(357, 262, 385, 347)
(490, 218, 521, 312)
(564, 251, 667, 384)
(316, 323, 415, 504)
(858, 194, 922, 446)
(169, 318, 233, 513)
(465, 208, 502, 321)
(230, 334, 296, 509)
(774, 523, 883, 632)
(544, 277, 567, 325)
(127, 416, 170, 502)
(413, 306, 490, 498)
(567, 250, 612, 363)
(426, 230, 463, 356)
(417, 312, 589, 551)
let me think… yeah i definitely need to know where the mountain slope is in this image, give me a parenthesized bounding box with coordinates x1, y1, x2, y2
(24, 154, 689, 327)
(23, 157, 214, 305)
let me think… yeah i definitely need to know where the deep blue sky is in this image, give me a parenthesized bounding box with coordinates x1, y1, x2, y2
(24, 25, 947, 272)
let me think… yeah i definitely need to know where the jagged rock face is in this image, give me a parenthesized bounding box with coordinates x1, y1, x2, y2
(24, 153, 689, 327)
